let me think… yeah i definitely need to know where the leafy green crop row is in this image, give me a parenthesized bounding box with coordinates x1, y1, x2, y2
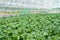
(0, 14, 60, 40)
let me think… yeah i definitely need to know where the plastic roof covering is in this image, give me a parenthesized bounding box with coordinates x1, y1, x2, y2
(0, 0, 60, 9)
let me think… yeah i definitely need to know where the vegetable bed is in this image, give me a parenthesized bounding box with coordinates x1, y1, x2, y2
(0, 14, 60, 40)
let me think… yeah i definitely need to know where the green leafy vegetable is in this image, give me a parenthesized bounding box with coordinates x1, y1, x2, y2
(0, 14, 60, 40)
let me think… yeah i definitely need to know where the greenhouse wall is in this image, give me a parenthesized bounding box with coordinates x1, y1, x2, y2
(0, 0, 60, 12)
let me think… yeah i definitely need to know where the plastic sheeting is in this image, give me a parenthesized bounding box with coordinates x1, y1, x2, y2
(0, 0, 60, 9)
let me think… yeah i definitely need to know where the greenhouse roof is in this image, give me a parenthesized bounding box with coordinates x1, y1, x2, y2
(0, 0, 60, 9)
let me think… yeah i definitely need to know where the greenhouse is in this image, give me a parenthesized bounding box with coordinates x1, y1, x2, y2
(0, 0, 60, 40)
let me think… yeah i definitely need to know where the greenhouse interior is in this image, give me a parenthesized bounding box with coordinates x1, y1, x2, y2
(0, 0, 60, 40)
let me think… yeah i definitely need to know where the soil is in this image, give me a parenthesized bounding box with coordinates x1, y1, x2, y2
(0, 12, 18, 18)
